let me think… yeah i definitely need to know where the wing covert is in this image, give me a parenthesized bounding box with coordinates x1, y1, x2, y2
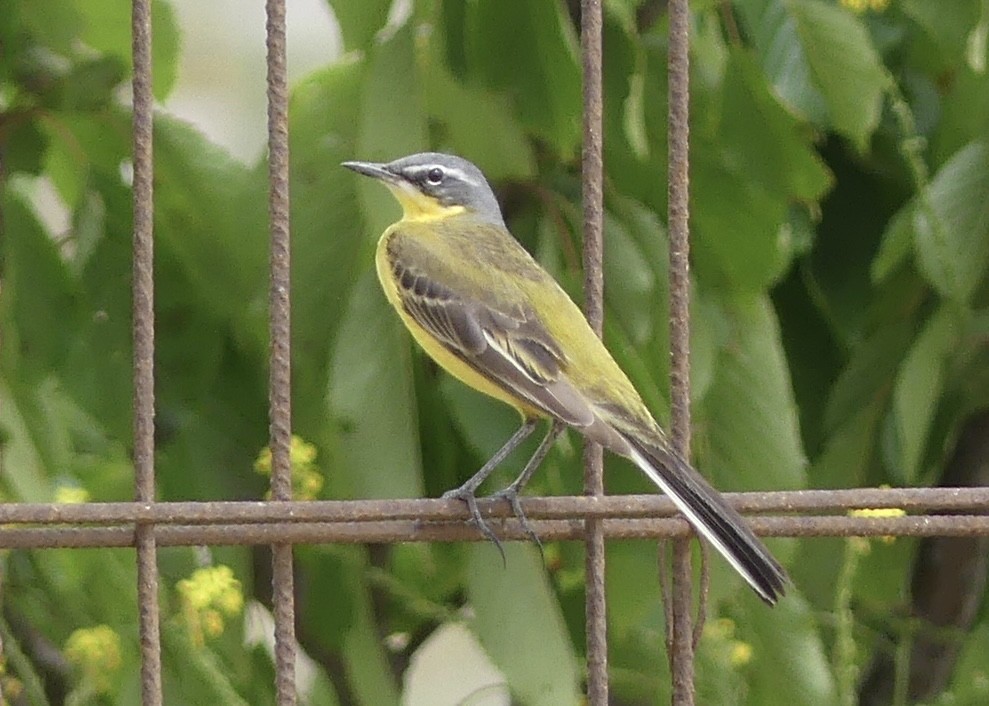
(387, 241, 594, 427)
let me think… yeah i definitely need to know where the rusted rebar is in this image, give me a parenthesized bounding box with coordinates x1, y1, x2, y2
(666, 0, 696, 702)
(265, 1, 297, 703)
(581, 0, 608, 703)
(2, 487, 988, 526)
(131, 0, 162, 702)
(2, 513, 988, 550)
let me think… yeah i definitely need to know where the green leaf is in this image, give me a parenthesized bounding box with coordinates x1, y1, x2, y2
(19, 0, 81, 54)
(465, 0, 581, 157)
(901, 0, 983, 69)
(289, 57, 367, 428)
(341, 555, 402, 706)
(154, 247, 229, 409)
(809, 403, 881, 490)
(74, 0, 181, 100)
(153, 115, 268, 336)
(741, 593, 839, 705)
(421, 39, 535, 181)
(603, 0, 640, 32)
(697, 295, 807, 494)
(691, 144, 791, 291)
(161, 622, 253, 706)
(934, 65, 989, 164)
(735, 0, 830, 124)
(605, 541, 666, 642)
(891, 305, 964, 482)
(467, 544, 582, 706)
(871, 203, 915, 283)
(356, 23, 429, 235)
(0, 615, 51, 706)
(57, 56, 126, 111)
(43, 123, 87, 211)
(689, 47, 832, 292)
(295, 549, 357, 653)
(0, 191, 83, 371)
(328, 273, 423, 499)
(327, 0, 392, 51)
(60, 172, 136, 442)
(4, 118, 48, 175)
(603, 209, 658, 346)
(303, 670, 342, 706)
(913, 141, 989, 302)
(720, 49, 832, 203)
(784, 0, 886, 148)
(946, 623, 989, 704)
(823, 322, 912, 435)
(0, 376, 56, 502)
(43, 111, 132, 197)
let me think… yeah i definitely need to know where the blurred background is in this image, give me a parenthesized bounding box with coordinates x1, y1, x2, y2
(166, 0, 341, 162)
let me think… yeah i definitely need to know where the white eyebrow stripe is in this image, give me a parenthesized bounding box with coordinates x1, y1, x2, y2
(407, 164, 480, 187)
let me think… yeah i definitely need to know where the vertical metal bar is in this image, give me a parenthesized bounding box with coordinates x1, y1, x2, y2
(580, 1, 607, 704)
(265, 1, 297, 704)
(667, 4, 692, 452)
(670, 540, 694, 703)
(667, 0, 695, 704)
(131, 1, 162, 703)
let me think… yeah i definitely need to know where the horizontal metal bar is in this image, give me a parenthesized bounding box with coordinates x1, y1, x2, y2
(1, 487, 987, 526)
(1, 514, 988, 549)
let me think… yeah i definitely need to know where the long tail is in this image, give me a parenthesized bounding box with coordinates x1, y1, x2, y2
(621, 432, 788, 605)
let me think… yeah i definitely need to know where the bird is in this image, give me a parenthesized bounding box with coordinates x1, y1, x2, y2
(342, 152, 788, 605)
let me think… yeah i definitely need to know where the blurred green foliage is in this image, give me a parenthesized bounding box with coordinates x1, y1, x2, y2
(1, 0, 988, 704)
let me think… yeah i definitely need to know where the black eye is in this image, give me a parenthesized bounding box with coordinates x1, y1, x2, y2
(426, 167, 444, 185)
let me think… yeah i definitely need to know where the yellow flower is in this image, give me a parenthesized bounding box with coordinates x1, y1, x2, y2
(54, 486, 90, 504)
(254, 435, 324, 500)
(202, 610, 225, 638)
(840, 0, 891, 12)
(702, 617, 736, 641)
(290, 436, 318, 466)
(850, 507, 906, 544)
(177, 565, 244, 646)
(849, 507, 906, 519)
(65, 625, 122, 693)
(1, 675, 23, 701)
(702, 617, 756, 669)
(254, 446, 273, 474)
(729, 641, 753, 667)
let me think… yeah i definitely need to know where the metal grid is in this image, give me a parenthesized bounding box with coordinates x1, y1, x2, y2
(580, 1, 608, 701)
(3, 1, 988, 704)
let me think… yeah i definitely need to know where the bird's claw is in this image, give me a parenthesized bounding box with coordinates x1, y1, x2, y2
(490, 486, 544, 561)
(443, 484, 545, 565)
(443, 486, 506, 565)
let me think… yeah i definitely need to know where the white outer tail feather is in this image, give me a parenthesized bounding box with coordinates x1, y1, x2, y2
(627, 447, 776, 604)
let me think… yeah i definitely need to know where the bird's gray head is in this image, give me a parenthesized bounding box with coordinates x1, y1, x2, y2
(342, 152, 504, 226)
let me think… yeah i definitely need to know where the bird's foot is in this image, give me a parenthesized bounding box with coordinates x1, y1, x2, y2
(442, 485, 505, 565)
(490, 485, 544, 561)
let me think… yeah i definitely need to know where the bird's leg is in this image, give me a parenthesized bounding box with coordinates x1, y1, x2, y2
(442, 418, 539, 560)
(490, 420, 566, 556)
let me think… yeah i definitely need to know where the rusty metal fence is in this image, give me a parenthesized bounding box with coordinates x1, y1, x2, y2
(3, 1, 989, 705)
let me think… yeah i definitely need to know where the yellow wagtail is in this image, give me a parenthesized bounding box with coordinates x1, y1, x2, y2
(343, 152, 787, 604)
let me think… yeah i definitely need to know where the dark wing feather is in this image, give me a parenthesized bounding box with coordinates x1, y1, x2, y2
(389, 252, 594, 427)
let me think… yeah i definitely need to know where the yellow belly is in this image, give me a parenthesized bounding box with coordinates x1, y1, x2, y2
(375, 232, 543, 419)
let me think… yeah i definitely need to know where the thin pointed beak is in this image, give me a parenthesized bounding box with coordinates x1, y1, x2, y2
(341, 160, 397, 182)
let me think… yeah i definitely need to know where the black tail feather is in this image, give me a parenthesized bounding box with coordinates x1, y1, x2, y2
(623, 434, 788, 605)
